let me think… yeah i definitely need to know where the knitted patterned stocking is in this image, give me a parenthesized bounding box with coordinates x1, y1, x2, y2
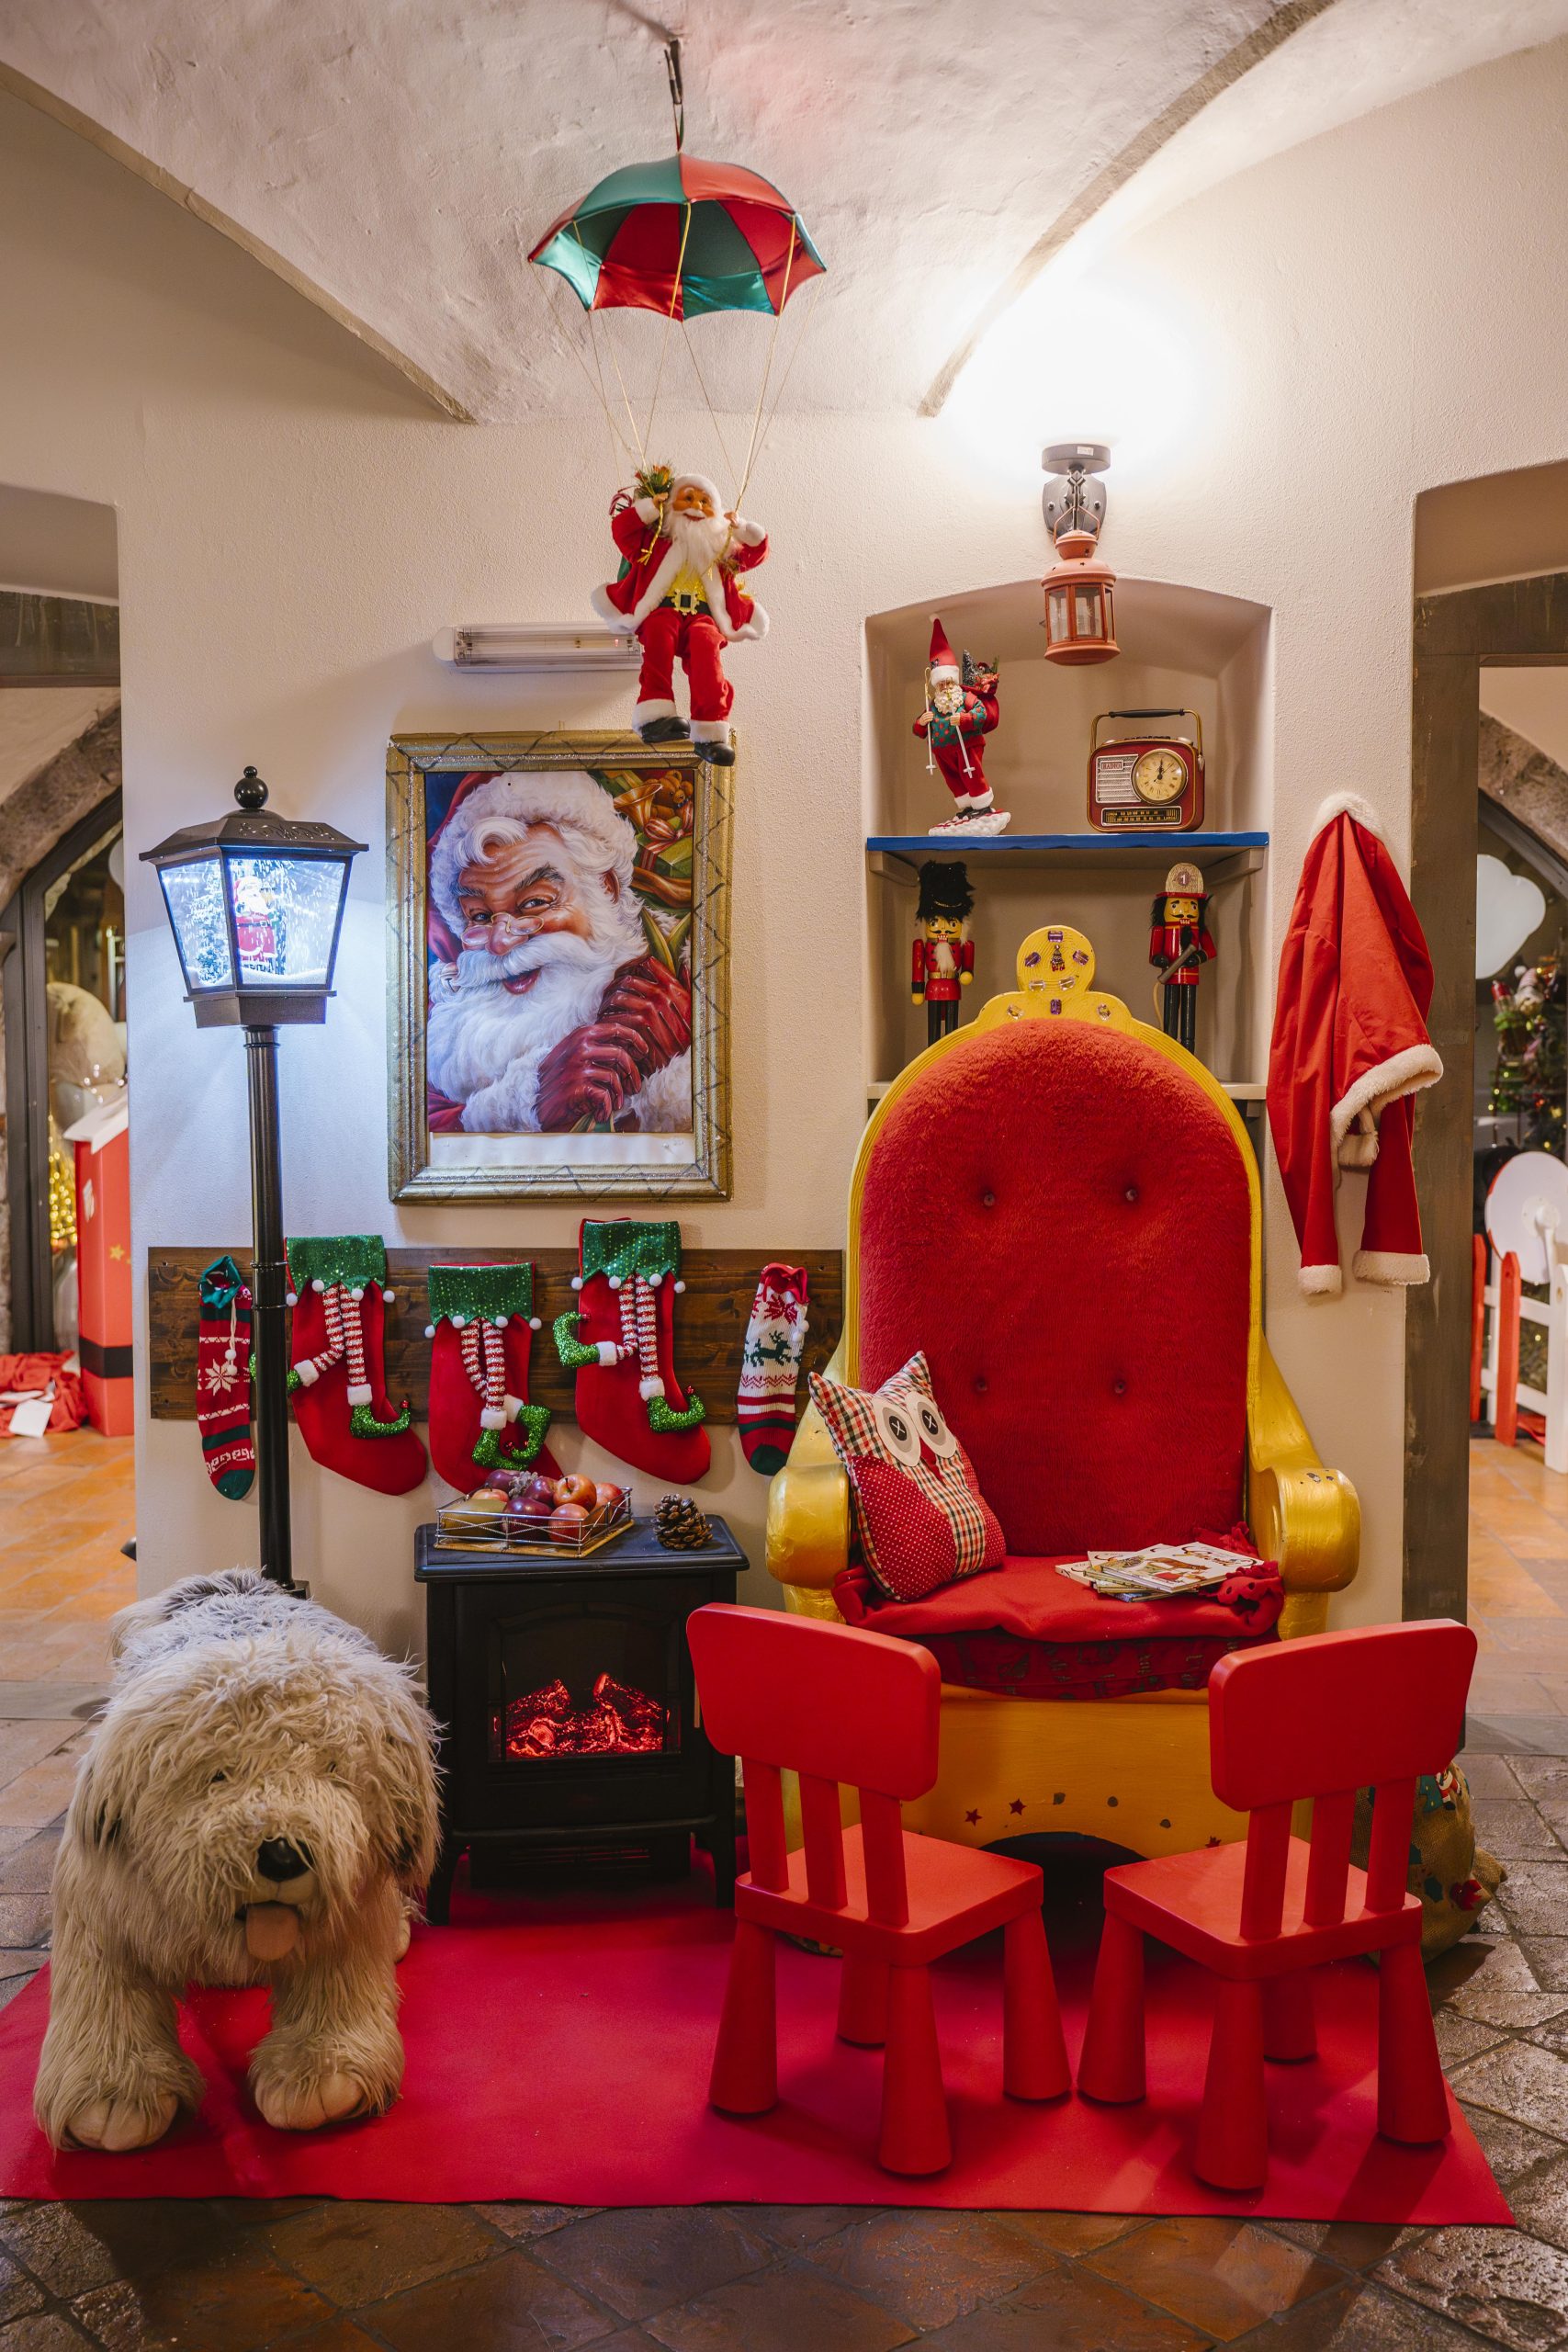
(285, 1237, 426, 1496)
(553, 1218, 710, 1483)
(424, 1261, 559, 1494)
(737, 1262, 809, 1474)
(196, 1254, 254, 1499)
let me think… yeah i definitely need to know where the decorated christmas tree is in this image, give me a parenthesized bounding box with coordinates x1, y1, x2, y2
(1490, 957, 1567, 1152)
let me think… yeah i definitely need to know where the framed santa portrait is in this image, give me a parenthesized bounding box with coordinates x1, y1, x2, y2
(386, 731, 733, 1200)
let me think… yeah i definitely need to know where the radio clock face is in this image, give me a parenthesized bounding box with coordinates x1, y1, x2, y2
(1133, 747, 1188, 806)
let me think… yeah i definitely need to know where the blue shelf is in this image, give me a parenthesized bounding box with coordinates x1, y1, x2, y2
(868, 830, 1266, 865)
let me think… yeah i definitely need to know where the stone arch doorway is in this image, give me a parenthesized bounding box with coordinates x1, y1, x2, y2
(0, 693, 121, 1352)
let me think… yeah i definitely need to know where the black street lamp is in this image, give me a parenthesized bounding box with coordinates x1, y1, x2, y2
(142, 767, 366, 1588)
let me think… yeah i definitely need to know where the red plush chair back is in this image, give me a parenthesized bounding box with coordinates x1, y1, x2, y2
(854, 1020, 1254, 1556)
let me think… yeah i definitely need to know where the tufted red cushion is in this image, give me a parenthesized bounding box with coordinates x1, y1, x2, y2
(856, 1021, 1251, 1556)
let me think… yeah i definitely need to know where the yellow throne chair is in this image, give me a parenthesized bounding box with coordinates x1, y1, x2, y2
(767, 925, 1359, 1857)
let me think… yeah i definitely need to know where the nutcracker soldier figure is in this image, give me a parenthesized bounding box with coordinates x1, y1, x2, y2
(592, 463, 769, 765)
(912, 862, 976, 1046)
(913, 620, 1010, 835)
(1150, 862, 1215, 1056)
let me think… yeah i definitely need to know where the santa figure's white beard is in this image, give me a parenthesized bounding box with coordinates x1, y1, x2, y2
(667, 508, 730, 578)
(427, 890, 691, 1136)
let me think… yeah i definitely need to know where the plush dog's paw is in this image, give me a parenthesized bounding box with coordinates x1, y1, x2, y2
(392, 1914, 412, 1962)
(254, 2069, 374, 2132)
(64, 2091, 179, 2151)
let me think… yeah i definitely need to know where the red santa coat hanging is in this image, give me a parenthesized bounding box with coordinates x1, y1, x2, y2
(1268, 793, 1442, 1296)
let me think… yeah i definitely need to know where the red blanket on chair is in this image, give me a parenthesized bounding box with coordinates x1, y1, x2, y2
(834, 1532, 1281, 1701)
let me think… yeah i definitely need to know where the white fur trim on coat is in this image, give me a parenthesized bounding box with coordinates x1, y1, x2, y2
(1353, 1249, 1430, 1286)
(590, 582, 637, 634)
(605, 542, 768, 643)
(1313, 791, 1386, 840)
(1328, 1042, 1444, 1157)
(1299, 1261, 1344, 1298)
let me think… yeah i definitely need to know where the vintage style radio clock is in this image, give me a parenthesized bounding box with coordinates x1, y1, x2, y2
(1088, 708, 1205, 831)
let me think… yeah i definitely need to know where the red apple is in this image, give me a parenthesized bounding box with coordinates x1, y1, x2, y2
(514, 1474, 558, 1517)
(548, 1500, 590, 1544)
(593, 1482, 626, 1514)
(555, 1473, 597, 1510)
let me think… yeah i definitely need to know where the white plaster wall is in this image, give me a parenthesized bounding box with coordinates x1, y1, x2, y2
(1481, 673, 1568, 775)
(7, 40, 1568, 1649)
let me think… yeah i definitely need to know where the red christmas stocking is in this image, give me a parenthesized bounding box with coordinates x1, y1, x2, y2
(285, 1237, 426, 1497)
(424, 1261, 560, 1493)
(553, 1218, 710, 1484)
(197, 1254, 254, 1499)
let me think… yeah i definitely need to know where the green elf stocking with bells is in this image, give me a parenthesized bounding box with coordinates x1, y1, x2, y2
(423, 1261, 558, 1493)
(285, 1236, 426, 1496)
(554, 1217, 710, 1483)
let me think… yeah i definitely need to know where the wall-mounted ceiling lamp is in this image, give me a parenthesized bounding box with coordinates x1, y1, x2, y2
(432, 624, 640, 674)
(1040, 442, 1118, 667)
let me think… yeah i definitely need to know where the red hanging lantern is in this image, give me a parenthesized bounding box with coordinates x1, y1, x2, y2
(1041, 442, 1119, 667)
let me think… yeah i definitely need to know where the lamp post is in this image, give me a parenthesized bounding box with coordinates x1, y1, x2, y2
(142, 767, 365, 1588)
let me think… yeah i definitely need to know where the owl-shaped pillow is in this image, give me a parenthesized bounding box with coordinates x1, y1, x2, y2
(809, 1351, 1004, 1602)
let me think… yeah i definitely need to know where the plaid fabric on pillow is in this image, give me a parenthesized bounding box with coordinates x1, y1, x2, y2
(809, 1351, 1004, 1602)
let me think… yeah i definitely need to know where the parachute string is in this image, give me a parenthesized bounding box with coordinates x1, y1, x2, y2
(599, 313, 649, 470)
(566, 220, 646, 466)
(678, 319, 739, 490)
(734, 219, 797, 512)
(644, 194, 694, 456)
(545, 278, 636, 469)
(739, 273, 822, 489)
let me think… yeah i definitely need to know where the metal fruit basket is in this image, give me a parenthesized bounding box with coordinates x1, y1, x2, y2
(435, 1490, 635, 1558)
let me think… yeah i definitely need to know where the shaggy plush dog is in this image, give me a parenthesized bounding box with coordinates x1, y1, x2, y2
(34, 1571, 439, 2152)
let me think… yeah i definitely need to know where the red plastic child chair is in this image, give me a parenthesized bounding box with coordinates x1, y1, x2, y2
(1077, 1620, 1476, 2190)
(687, 1602, 1070, 2175)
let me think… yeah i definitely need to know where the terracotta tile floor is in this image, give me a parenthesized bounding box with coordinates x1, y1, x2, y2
(1, 1430, 1567, 2348)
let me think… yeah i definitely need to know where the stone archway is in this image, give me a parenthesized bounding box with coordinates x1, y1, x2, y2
(0, 699, 121, 1350)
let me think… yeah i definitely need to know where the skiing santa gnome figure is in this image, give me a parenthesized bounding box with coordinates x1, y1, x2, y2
(913, 619, 1008, 836)
(1268, 792, 1443, 1295)
(592, 466, 768, 765)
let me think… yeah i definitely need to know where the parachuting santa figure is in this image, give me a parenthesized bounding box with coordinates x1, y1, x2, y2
(914, 619, 1009, 836)
(592, 466, 768, 766)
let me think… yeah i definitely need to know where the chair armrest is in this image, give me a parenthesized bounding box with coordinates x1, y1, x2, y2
(764, 1404, 851, 1592)
(1247, 1336, 1360, 1638)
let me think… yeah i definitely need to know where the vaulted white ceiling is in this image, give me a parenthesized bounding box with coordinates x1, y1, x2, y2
(5, 0, 1568, 424)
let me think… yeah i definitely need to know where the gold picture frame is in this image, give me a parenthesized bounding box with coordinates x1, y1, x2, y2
(387, 729, 732, 1201)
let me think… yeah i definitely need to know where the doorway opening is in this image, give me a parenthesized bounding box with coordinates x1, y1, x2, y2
(1412, 469, 1568, 1746)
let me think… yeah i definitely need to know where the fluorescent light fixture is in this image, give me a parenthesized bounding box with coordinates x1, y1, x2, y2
(432, 623, 641, 673)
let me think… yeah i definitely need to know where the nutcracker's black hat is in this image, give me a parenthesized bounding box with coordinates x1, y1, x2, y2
(918, 861, 975, 923)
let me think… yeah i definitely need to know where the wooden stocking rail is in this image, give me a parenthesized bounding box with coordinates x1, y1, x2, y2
(147, 1247, 842, 1426)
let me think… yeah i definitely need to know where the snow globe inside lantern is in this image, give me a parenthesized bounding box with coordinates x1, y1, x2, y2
(143, 767, 365, 1027)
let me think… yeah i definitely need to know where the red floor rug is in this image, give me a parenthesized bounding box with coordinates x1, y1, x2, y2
(0, 1871, 1510, 2220)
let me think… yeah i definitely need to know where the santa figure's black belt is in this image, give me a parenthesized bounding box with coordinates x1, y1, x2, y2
(664, 593, 709, 615)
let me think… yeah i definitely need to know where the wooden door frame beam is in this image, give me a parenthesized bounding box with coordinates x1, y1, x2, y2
(1407, 572, 1568, 1622)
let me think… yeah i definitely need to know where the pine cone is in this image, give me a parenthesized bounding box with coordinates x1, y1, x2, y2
(655, 1492, 710, 1550)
